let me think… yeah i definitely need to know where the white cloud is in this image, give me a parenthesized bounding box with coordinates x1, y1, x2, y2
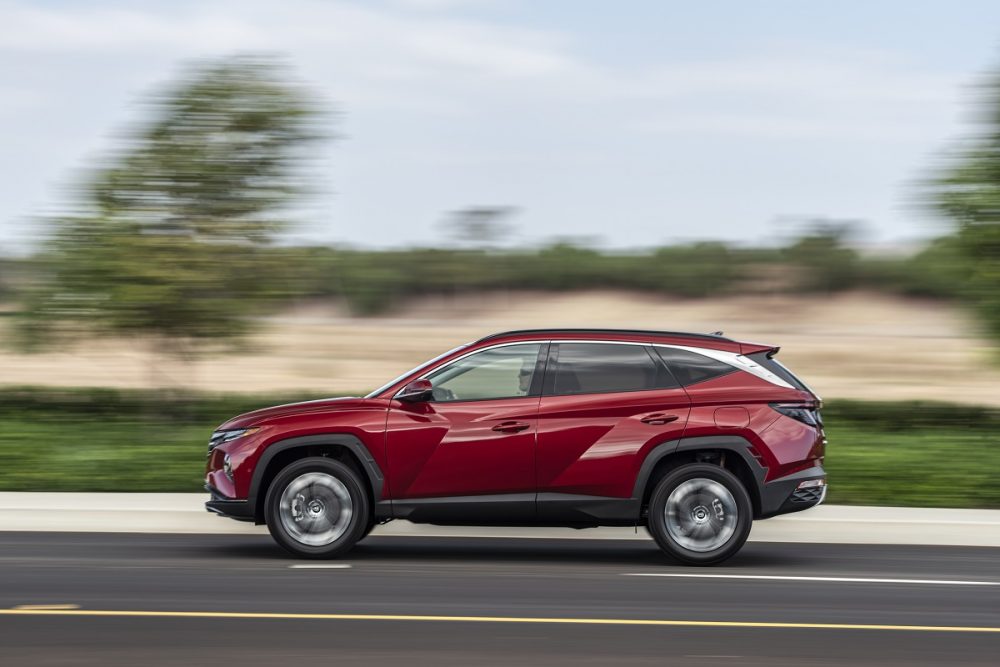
(0, 0, 979, 248)
(0, 0, 958, 125)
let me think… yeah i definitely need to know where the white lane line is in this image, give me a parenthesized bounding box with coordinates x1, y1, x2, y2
(623, 573, 1000, 586)
(288, 564, 352, 570)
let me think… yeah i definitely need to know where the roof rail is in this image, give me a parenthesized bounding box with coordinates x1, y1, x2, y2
(475, 328, 734, 343)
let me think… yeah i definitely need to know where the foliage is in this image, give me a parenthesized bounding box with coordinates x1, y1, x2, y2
(15, 56, 324, 355)
(259, 241, 749, 315)
(5, 233, 972, 321)
(854, 237, 970, 300)
(932, 69, 1000, 343)
(781, 222, 861, 293)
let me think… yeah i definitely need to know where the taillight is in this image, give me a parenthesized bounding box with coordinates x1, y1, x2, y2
(770, 403, 819, 427)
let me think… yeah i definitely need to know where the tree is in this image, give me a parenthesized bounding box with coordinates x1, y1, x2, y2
(18, 55, 325, 372)
(442, 206, 518, 247)
(933, 70, 1000, 344)
(781, 220, 861, 294)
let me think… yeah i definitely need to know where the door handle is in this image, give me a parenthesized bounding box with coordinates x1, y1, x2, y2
(492, 421, 531, 433)
(640, 413, 680, 425)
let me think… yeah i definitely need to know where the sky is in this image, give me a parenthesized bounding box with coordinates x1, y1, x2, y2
(2, 0, 999, 253)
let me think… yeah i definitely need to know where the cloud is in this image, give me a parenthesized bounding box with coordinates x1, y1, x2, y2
(0, 0, 977, 249)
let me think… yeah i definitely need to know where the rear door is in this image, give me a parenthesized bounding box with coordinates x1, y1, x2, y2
(535, 342, 691, 505)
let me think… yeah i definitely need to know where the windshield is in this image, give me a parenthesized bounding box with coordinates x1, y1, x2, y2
(364, 343, 471, 398)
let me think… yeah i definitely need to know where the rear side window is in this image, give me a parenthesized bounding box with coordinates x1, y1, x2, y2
(654, 347, 736, 386)
(546, 343, 679, 395)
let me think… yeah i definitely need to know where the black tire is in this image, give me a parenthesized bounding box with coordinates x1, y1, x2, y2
(264, 457, 371, 559)
(359, 518, 377, 541)
(646, 463, 752, 565)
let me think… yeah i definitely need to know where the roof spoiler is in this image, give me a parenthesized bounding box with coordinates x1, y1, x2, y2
(738, 341, 780, 356)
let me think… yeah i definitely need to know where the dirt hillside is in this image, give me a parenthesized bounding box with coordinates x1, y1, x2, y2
(2, 290, 998, 405)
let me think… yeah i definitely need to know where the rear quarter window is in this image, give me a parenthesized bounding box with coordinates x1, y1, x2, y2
(654, 347, 737, 386)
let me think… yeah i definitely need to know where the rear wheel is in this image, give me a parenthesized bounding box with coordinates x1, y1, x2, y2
(647, 463, 752, 565)
(264, 457, 370, 559)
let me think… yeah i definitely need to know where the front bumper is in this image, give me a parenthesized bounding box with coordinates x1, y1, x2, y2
(758, 465, 827, 518)
(205, 484, 255, 522)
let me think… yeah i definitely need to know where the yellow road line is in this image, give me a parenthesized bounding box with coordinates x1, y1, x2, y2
(1, 608, 998, 633)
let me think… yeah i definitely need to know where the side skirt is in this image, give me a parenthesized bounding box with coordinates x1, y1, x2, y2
(378, 493, 640, 527)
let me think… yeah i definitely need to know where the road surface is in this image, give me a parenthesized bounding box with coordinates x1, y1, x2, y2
(0, 532, 997, 665)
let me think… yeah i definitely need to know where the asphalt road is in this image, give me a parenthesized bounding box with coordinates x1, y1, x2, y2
(0, 532, 997, 666)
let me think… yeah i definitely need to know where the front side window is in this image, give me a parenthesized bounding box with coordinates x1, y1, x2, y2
(424, 343, 543, 402)
(547, 343, 678, 395)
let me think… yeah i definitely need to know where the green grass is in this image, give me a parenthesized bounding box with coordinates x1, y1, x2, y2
(0, 387, 316, 493)
(823, 423, 999, 507)
(0, 388, 998, 507)
(820, 400, 1000, 508)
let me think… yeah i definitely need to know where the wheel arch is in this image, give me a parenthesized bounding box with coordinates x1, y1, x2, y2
(633, 435, 766, 519)
(249, 434, 385, 524)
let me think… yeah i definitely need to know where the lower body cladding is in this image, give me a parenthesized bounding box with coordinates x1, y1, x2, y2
(757, 466, 828, 518)
(377, 470, 826, 528)
(205, 485, 255, 522)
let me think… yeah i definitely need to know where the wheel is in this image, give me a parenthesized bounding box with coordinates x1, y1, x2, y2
(264, 457, 370, 559)
(359, 518, 377, 541)
(646, 463, 752, 565)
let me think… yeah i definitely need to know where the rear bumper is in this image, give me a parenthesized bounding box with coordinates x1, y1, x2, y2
(758, 465, 827, 519)
(205, 485, 255, 522)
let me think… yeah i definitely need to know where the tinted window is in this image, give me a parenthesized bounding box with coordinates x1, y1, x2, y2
(548, 343, 678, 395)
(424, 343, 542, 402)
(654, 347, 736, 386)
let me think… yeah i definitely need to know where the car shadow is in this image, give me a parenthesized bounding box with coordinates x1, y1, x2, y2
(200, 533, 812, 569)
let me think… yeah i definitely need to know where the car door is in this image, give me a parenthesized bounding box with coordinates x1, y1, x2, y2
(384, 342, 545, 522)
(535, 342, 691, 518)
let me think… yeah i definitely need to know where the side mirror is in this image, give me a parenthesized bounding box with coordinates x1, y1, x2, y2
(396, 378, 433, 403)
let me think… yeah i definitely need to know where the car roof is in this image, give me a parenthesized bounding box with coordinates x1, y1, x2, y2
(478, 327, 732, 341)
(475, 328, 750, 351)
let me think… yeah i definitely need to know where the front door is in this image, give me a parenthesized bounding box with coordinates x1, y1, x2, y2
(385, 342, 545, 522)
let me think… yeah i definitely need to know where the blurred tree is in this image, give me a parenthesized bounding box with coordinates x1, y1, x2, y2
(442, 206, 518, 247)
(933, 71, 1000, 344)
(781, 220, 861, 293)
(17, 55, 325, 373)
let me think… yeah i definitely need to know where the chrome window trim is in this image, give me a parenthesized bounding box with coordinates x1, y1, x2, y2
(380, 338, 798, 399)
(650, 343, 796, 390)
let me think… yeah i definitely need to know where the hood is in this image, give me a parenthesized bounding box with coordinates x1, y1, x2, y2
(218, 396, 382, 429)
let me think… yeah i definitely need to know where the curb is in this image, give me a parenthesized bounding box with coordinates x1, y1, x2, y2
(1, 493, 998, 547)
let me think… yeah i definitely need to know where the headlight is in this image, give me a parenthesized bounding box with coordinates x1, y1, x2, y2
(208, 427, 261, 455)
(219, 427, 260, 443)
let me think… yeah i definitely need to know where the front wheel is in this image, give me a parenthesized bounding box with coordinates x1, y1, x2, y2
(264, 457, 371, 559)
(647, 463, 752, 565)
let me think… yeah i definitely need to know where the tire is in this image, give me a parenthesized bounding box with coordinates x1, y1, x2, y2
(359, 518, 377, 541)
(264, 457, 371, 559)
(646, 463, 752, 565)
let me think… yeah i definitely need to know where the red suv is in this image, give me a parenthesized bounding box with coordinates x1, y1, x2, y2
(206, 329, 826, 564)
